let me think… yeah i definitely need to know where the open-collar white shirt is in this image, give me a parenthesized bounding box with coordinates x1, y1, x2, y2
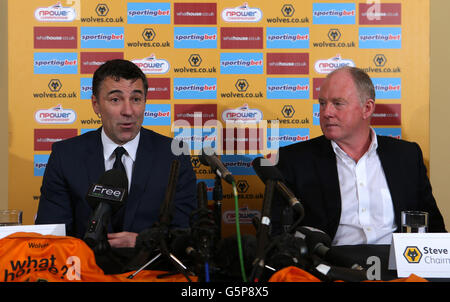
(101, 128, 140, 192)
(331, 129, 397, 246)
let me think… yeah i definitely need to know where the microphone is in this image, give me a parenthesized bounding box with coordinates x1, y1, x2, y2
(295, 226, 364, 270)
(158, 159, 180, 227)
(127, 160, 193, 281)
(197, 181, 208, 209)
(199, 147, 235, 184)
(214, 234, 257, 280)
(314, 263, 368, 282)
(251, 179, 276, 282)
(252, 157, 304, 218)
(192, 181, 216, 257)
(83, 169, 128, 254)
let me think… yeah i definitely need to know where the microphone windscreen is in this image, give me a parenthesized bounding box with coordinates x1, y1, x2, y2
(266, 233, 309, 271)
(197, 181, 208, 209)
(135, 227, 164, 252)
(252, 157, 284, 183)
(199, 147, 215, 167)
(86, 168, 128, 211)
(296, 226, 332, 255)
(214, 234, 256, 279)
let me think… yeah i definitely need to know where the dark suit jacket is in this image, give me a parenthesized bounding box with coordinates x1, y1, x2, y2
(271, 135, 446, 238)
(35, 127, 197, 238)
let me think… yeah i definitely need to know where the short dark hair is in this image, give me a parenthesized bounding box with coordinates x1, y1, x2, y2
(92, 59, 148, 98)
(328, 66, 375, 105)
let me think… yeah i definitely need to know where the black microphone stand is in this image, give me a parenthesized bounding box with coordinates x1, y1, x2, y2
(212, 174, 223, 241)
(250, 179, 276, 282)
(126, 160, 193, 281)
(187, 181, 218, 282)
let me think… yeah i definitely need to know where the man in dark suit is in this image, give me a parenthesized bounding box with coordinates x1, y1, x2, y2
(272, 66, 446, 244)
(35, 59, 197, 248)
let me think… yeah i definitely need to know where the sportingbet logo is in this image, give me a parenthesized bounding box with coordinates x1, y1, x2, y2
(174, 27, 218, 48)
(35, 104, 76, 124)
(220, 53, 263, 74)
(221, 155, 257, 176)
(35, 2, 76, 22)
(266, 78, 310, 99)
(267, 128, 310, 148)
(173, 78, 217, 99)
(175, 33, 217, 42)
(132, 54, 170, 74)
(80, 27, 124, 49)
(266, 27, 309, 49)
(359, 27, 402, 49)
(173, 127, 217, 151)
(373, 128, 401, 139)
(34, 154, 50, 176)
(313, 3, 356, 24)
(127, 2, 171, 24)
(143, 104, 171, 126)
(34, 53, 78, 74)
(222, 3, 262, 23)
(372, 78, 401, 99)
(314, 54, 355, 74)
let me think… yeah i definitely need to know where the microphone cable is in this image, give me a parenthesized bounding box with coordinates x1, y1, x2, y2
(232, 180, 247, 282)
(204, 262, 210, 282)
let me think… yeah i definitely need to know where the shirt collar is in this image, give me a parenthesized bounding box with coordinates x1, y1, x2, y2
(331, 128, 378, 160)
(101, 128, 140, 162)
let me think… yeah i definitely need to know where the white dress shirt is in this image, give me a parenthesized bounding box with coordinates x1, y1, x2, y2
(101, 129, 140, 192)
(331, 129, 397, 246)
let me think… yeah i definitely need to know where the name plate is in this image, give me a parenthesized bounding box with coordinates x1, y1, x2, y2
(0, 224, 66, 239)
(389, 233, 450, 278)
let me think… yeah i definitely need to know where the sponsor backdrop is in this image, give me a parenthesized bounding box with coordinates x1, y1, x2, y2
(8, 0, 429, 237)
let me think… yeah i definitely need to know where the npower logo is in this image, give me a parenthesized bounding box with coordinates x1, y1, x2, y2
(222, 104, 263, 124)
(314, 54, 355, 74)
(35, 2, 76, 22)
(223, 205, 260, 224)
(35, 104, 76, 124)
(132, 54, 170, 74)
(222, 2, 262, 22)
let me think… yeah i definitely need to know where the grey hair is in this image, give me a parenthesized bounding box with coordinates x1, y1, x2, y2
(327, 66, 375, 105)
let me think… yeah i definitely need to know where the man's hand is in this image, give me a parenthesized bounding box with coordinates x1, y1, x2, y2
(107, 232, 138, 248)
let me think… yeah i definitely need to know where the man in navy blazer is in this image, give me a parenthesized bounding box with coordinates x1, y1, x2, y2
(271, 66, 446, 244)
(35, 59, 197, 248)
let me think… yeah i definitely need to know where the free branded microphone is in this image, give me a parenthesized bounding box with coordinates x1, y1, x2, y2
(252, 157, 304, 218)
(83, 169, 128, 254)
(199, 147, 235, 184)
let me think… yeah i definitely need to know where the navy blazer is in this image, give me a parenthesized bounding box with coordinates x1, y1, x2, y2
(35, 127, 197, 238)
(271, 135, 446, 238)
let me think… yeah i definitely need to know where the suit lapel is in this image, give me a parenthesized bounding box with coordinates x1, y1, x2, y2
(313, 137, 342, 235)
(84, 128, 105, 188)
(376, 136, 404, 217)
(123, 128, 156, 230)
